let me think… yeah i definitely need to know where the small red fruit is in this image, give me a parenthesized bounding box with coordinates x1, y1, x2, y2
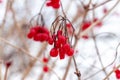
(43, 66, 49, 72)
(67, 48, 74, 56)
(55, 40, 61, 48)
(57, 30, 62, 36)
(63, 43, 70, 53)
(115, 69, 120, 79)
(43, 57, 48, 63)
(81, 21, 91, 31)
(48, 37, 54, 45)
(27, 29, 36, 39)
(58, 35, 66, 44)
(50, 48, 58, 57)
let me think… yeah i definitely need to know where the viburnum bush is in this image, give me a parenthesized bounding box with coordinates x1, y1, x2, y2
(1, 0, 120, 80)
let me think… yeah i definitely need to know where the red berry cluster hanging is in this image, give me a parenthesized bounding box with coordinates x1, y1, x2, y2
(49, 16, 75, 59)
(27, 14, 52, 43)
(27, 14, 74, 60)
(27, 26, 50, 42)
(46, 0, 60, 9)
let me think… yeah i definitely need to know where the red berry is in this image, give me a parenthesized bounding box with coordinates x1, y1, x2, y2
(82, 35, 89, 39)
(51, 0, 60, 3)
(67, 48, 74, 56)
(33, 33, 40, 41)
(34, 33, 48, 42)
(55, 40, 61, 48)
(46, 0, 60, 9)
(48, 37, 54, 45)
(58, 35, 66, 44)
(39, 33, 49, 42)
(33, 26, 42, 32)
(27, 29, 36, 39)
(52, 3, 60, 9)
(115, 69, 120, 79)
(46, 1, 53, 6)
(66, 23, 71, 28)
(43, 66, 49, 72)
(50, 48, 58, 57)
(103, 7, 108, 14)
(59, 47, 65, 59)
(63, 43, 70, 53)
(57, 30, 62, 36)
(41, 27, 49, 35)
(82, 21, 91, 31)
(43, 57, 48, 63)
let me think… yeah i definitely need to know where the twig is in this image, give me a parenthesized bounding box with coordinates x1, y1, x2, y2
(79, 0, 120, 38)
(103, 64, 120, 80)
(4, 67, 8, 80)
(92, 31, 108, 78)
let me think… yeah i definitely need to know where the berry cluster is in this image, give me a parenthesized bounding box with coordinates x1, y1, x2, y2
(50, 30, 74, 59)
(46, 0, 60, 9)
(27, 26, 51, 42)
(27, 16, 74, 60)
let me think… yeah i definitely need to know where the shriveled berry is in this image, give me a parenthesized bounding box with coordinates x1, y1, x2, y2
(43, 66, 49, 72)
(5, 61, 12, 68)
(67, 48, 74, 56)
(50, 48, 58, 57)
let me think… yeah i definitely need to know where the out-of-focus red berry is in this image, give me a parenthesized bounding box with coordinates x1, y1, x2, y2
(43, 66, 49, 72)
(81, 21, 91, 31)
(43, 57, 48, 63)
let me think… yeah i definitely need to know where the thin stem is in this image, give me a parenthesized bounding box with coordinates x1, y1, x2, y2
(4, 67, 8, 80)
(92, 31, 108, 78)
(39, 0, 47, 14)
(73, 56, 81, 80)
(89, 0, 113, 10)
(103, 64, 120, 80)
